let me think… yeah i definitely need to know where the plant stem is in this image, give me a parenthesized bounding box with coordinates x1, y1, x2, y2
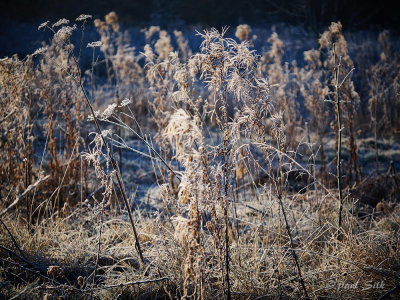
(276, 149, 309, 299)
(221, 88, 231, 300)
(333, 44, 344, 240)
(73, 56, 145, 264)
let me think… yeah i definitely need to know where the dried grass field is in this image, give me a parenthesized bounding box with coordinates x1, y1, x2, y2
(1, 13, 400, 299)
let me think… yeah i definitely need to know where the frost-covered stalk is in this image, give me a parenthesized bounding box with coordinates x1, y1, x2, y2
(333, 44, 344, 240)
(73, 55, 145, 264)
(221, 87, 232, 300)
(271, 114, 310, 299)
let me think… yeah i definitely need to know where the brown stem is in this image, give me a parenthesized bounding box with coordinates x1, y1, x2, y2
(221, 89, 231, 300)
(276, 150, 309, 299)
(333, 44, 344, 240)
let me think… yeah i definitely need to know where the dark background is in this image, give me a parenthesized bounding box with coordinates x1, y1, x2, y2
(1, 0, 399, 30)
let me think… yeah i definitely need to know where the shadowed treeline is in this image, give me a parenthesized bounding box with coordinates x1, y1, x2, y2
(1, 0, 399, 30)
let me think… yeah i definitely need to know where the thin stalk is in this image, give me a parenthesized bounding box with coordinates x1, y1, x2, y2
(0, 218, 22, 253)
(222, 136, 231, 300)
(91, 47, 95, 103)
(25, 158, 30, 232)
(220, 84, 231, 300)
(276, 151, 309, 299)
(374, 108, 379, 174)
(103, 115, 181, 181)
(333, 44, 344, 240)
(92, 212, 103, 286)
(72, 56, 145, 264)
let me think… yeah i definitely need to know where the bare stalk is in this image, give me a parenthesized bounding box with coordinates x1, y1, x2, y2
(221, 88, 232, 300)
(72, 56, 145, 264)
(373, 104, 379, 174)
(277, 193, 309, 299)
(333, 44, 344, 240)
(276, 148, 309, 299)
(0, 218, 22, 253)
(92, 211, 103, 286)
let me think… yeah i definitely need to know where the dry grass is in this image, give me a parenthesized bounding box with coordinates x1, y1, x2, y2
(1, 13, 400, 300)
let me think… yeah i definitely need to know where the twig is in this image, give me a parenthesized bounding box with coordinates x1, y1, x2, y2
(338, 68, 355, 89)
(0, 218, 22, 253)
(0, 175, 50, 217)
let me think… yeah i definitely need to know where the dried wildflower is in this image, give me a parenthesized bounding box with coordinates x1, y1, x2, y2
(82, 132, 115, 203)
(38, 21, 50, 30)
(76, 14, 92, 22)
(172, 90, 190, 103)
(329, 22, 342, 35)
(267, 32, 284, 65)
(164, 109, 201, 163)
(87, 41, 103, 48)
(105, 11, 119, 31)
(227, 71, 251, 101)
(187, 54, 201, 77)
(255, 77, 270, 93)
(93, 19, 103, 28)
(155, 31, 173, 61)
(52, 18, 70, 28)
(178, 175, 191, 204)
(174, 30, 192, 61)
(174, 67, 189, 90)
(378, 30, 391, 62)
(54, 25, 77, 43)
(235, 24, 251, 41)
(105, 11, 118, 25)
(142, 44, 155, 62)
(303, 49, 320, 65)
(319, 22, 347, 55)
(87, 110, 100, 121)
(101, 103, 118, 119)
(120, 98, 132, 107)
(172, 216, 191, 246)
(270, 112, 286, 148)
(142, 26, 160, 41)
